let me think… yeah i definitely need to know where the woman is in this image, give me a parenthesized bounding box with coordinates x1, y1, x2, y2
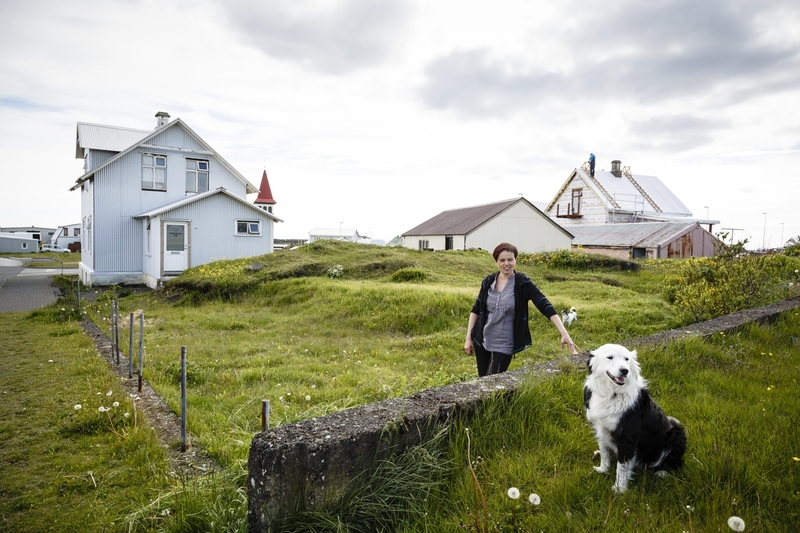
(464, 243, 578, 376)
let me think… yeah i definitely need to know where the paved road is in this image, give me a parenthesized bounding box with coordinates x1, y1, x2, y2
(0, 257, 79, 312)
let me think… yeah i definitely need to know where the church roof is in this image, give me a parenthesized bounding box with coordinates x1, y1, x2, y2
(254, 170, 276, 204)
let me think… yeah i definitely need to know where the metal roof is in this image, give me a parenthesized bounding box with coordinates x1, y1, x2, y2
(71, 118, 259, 195)
(585, 168, 692, 216)
(134, 187, 282, 222)
(75, 123, 151, 158)
(403, 198, 517, 236)
(569, 222, 702, 248)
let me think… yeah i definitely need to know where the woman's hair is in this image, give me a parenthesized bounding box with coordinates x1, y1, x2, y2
(492, 242, 518, 260)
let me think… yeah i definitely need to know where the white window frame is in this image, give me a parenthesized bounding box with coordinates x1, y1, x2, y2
(418, 239, 429, 250)
(235, 220, 261, 236)
(21, 242, 28, 250)
(84, 216, 92, 253)
(185, 159, 209, 193)
(142, 154, 167, 190)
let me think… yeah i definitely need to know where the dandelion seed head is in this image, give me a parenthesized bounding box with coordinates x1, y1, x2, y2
(124, 412, 130, 418)
(727, 516, 745, 531)
(112, 401, 119, 408)
(305, 395, 311, 401)
(74, 404, 82, 410)
(507, 487, 520, 499)
(529, 493, 541, 505)
(106, 390, 113, 396)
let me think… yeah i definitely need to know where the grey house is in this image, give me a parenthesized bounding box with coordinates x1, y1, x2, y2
(70, 112, 282, 288)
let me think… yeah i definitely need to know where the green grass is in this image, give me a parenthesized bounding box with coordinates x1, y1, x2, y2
(3, 241, 797, 532)
(78, 242, 681, 470)
(0, 310, 170, 532)
(289, 313, 800, 533)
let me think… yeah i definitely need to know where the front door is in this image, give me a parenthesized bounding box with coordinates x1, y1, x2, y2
(163, 222, 188, 274)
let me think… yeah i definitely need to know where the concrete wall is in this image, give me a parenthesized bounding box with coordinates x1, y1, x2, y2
(247, 296, 800, 532)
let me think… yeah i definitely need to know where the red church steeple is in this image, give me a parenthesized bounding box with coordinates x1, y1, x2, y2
(254, 170, 276, 212)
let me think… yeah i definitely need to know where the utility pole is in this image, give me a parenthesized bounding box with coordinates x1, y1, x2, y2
(721, 228, 744, 245)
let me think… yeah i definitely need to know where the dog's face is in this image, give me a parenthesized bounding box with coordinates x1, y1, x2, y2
(587, 343, 639, 387)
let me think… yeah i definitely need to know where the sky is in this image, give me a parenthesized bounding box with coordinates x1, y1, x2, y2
(1, 0, 799, 248)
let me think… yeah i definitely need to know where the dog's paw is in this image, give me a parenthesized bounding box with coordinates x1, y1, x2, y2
(593, 450, 601, 459)
(594, 465, 609, 474)
(611, 484, 627, 494)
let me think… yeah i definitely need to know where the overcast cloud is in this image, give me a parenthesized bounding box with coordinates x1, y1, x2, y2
(0, 0, 798, 248)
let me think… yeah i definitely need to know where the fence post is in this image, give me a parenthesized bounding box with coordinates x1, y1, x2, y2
(261, 399, 270, 432)
(138, 312, 144, 393)
(181, 346, 187, 453)
(114, 301, 120, 365)
(110, 300, 115, 359)
(128, 312, 134, 378)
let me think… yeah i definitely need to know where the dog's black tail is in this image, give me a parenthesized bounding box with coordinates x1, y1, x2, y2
(657, 417, 687, 471)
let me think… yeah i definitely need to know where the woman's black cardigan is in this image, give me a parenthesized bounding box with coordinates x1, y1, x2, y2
(469, 271, 557, 354)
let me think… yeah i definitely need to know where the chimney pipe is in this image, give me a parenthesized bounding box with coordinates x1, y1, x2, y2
(155, 111, 170, 129)
(611, 160, 622, 177)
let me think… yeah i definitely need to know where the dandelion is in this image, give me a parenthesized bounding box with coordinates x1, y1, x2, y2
(74, 404, 82, 410)
(48, 360, 54, 363)
(112, 401, 119, 408)
(98, 406, 108, 412)
(727, 516, 745, 531)
(305, 395, 311, 401)
(124, 412, 130, 418)
(507, 487, 520, 499)
(529, 493, 541, 505)
(793, 457, 799, 461)
(61, 308, 65, 311)
(106, 390, 113, 397)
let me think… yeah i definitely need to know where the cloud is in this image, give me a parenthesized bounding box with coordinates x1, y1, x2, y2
(419, 0, 800, 116)
(218, 0, 414, 75)
(626, 114, 729, 152)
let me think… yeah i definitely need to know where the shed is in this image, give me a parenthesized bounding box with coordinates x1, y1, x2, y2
(569, 222, 721, 259)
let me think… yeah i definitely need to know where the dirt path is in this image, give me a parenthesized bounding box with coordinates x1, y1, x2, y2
(79, 318, 220, 477)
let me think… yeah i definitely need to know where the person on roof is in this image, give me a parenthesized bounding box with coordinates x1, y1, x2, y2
(589, 153, 596, 177)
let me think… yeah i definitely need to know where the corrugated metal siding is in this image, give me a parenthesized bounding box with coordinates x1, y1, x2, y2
(161, 194, 274, 265)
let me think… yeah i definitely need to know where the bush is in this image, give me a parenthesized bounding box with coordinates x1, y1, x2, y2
(662, 253, 800, 322)
(389, 267, 427, 282)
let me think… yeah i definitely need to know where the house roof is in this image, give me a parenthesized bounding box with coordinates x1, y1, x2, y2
(254, 170, 276, 204)
(70, 118, 259, 194)
(75, 123, 151, 158)
(546, 167, 692, 217)
(569, 222, 713, 248)
(134, 187, 282, 222)
(403, 197, 572, 238)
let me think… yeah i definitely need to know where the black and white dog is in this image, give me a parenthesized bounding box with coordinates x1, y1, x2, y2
(584, 343, 687, 493)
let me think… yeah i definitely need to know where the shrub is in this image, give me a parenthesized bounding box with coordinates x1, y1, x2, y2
(389, 267, 427, 282)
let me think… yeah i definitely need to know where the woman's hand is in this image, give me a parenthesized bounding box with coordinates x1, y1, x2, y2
(561, 333, 578, 354)
(464, 337, 474, 355)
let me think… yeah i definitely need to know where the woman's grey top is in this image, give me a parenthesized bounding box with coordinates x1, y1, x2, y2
(483, 273, 515, 354)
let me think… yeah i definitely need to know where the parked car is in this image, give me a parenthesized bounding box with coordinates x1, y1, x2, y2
(40, 244, 71, 253)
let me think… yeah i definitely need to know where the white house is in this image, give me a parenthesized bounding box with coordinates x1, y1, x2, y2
(402, 197, 573, 253)
(544, 159, 718, 230)
(309, 228, 370, 243)
(0, 226, 57, 245)
(53, 223, 82, 251)
(70, 111, 282, 288)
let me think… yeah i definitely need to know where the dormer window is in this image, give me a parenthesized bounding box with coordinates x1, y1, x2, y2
(186, 159, 209, 193)
(142, 154, 167, 190)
